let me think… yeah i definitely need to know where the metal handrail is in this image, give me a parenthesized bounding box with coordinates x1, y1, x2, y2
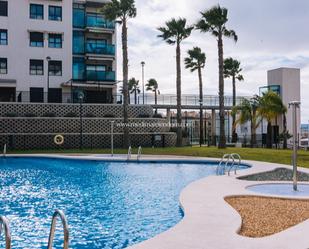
(2, 144, 6, 157)
(217, 154, 231, 175)
(217, 153, 241, 176)
(0, 216, 11, 249)
(127, 146, 132, 160)
(47, 210, 69, 249)
(229, 153, 241, 175)
(137, 146, 142, 160)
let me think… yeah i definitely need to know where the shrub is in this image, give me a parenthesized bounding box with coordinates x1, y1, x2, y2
(84, 113, 96, 118)
(5, 112, 18, 117)
(64, 112, 78, 118)
(104, 113, 116, 118)
(24, 113, 37, 117)
(138, 114, 151, 118)
(153, 113, 163, 118)
(42, 112, 56, 118)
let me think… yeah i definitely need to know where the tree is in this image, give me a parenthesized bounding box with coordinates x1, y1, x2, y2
(232, 97, 260, 147)
(258, 91, 287, 148)
(184, 47, 206, 146)
(102, 0, 136, 148)
(223, 57, 244, 143)
(146, 78, 159, 113)
(196, 5, 238, 149)
(158, 18, 193, 146)
(128, 78, 140, 104)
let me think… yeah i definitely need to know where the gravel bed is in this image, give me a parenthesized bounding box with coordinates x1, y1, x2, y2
(238, 168, 309, 181)
(225, 196, 309, 237)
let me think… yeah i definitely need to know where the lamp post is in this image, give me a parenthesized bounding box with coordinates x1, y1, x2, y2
(78, 91, 85, 150)
(307, 120, 309, 149)
(289, 101, 301, 191)
(46, 56, 51, 103)
(111, 121, 115, 157)
(141, 61, 145, 105)
(199, 99, 203, 147)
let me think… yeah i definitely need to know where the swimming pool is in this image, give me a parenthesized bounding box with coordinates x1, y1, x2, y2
(0, 157, 247, 249)
(247, 183, 309, 197)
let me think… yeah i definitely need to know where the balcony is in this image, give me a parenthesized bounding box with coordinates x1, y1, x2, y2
(86, 42, 115, 56)
(86, 14, 115, 29)
(86, 70, 116, 82)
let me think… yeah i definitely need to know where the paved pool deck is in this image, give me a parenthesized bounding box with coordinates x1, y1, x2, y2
(6, 154, 309, 249)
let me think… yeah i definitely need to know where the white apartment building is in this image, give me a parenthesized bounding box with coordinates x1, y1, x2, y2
(0, 0, 117, 104)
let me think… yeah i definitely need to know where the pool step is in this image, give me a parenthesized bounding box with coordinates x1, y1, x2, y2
(0, 210, 69, 249)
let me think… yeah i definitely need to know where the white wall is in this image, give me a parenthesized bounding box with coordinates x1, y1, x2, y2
(268, 68, 301, 137)
(0, 0, 72, 92)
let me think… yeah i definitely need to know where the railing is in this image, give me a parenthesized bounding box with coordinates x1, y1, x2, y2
(217, 153, 241, 176)
(8, 92, 122, 104)
(86, 43, 115, 55)
(137, 146, 142, 160)
(0, 216, 11, 249)
(86, 70, 116, 82)
(86, 14, 115, 29)
(131, 94, 249, 107)
(47, 210, 69, 249)
(127, 146, 132, 160)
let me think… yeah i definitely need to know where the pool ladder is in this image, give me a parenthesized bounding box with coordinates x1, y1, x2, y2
(0, 216, 11, 249)
(127, 146, 142, 161)
(2, 144, 6, 157)
(0, 210, 69, 249)
(217, 153, 241, 176)
(48, 210, 69, 249)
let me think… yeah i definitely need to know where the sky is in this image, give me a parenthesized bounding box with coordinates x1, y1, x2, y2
(115, 0, 309, 123)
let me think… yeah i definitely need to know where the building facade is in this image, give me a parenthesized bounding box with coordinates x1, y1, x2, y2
(0, 0, 117, 104)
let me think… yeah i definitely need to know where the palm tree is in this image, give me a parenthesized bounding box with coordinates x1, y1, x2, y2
(223, 57, 244, 143)
(258, 91, 287, 148)
(158, 18, 193, 147)
(232, 97, 260, 147)
(196, 5, 238, 149)
(102, 0, 136, 148)
(128, 78, 140, 104)
(146, 78, 159, 113)
(184, 47, 206, 146)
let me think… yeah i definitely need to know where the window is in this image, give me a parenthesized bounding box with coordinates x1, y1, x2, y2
(48, 34, 62, 48)
(73, 57, 85, 80)
(86, 65, 106, 72)
(30, 4, 43, 19)
(0, 29, 7, 45)
(30, 32, 44, 47)
(0, 1, 8, 16)
(30, 59, 43, 75)
(49, 6, 62, 21)
(0, 58, 7, 74)
(73, 4, 85, 28)
(73, 31, 85, 54)
(30, 87, 44, 103)
(49, 60, 62, 76)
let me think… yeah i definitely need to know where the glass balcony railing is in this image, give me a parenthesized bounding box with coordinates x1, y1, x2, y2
(85, 43, 115, 55)
(86, 15, 115, 29)
(86, 70, 116, 82)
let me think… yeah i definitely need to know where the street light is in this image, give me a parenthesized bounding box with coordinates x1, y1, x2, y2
(78, 91, 85, 150)
(307, 120, 309, 149)
(141, 61, 145, 105)
(289, 101, 301, 191)
(199, 99, 203, 147)
(46, 56, 51, 103)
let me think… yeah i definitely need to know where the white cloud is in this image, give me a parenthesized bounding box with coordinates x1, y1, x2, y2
(116, 0, 309, 123)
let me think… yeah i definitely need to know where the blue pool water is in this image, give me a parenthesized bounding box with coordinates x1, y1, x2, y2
(0, 157, 247, 249)
(247, 183, 309, 197)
